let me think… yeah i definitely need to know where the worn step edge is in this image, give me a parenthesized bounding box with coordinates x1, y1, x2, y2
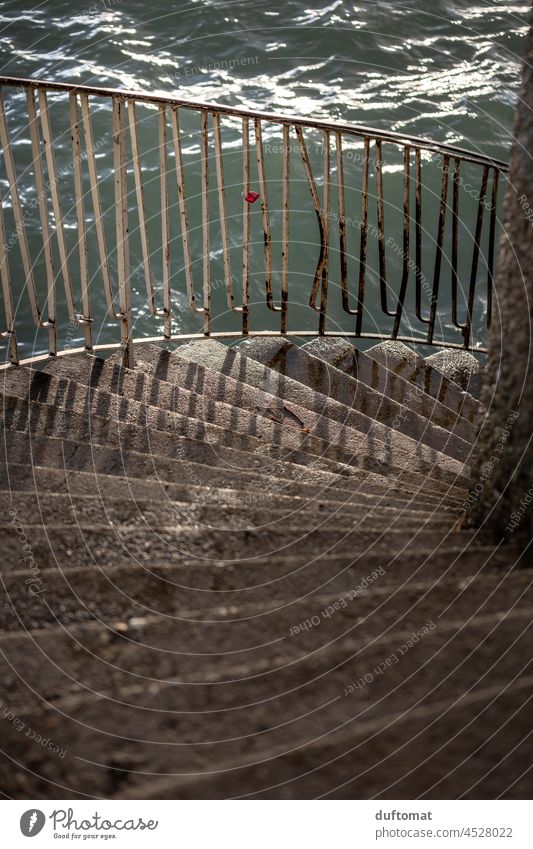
(1, 429, 469, 505)
(236, 336, 473, 460)
(301, 337, 477, 433)
(43, 347, 471, 487)
(0, 464, 464, 513)
(3, 394, 466, 498)
(128, 340, 472, 480)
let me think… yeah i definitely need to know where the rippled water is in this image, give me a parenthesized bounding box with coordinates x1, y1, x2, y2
(0, 0, 529, 359)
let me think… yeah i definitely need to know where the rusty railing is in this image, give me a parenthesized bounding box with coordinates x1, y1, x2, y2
(0, 76, 508, 368)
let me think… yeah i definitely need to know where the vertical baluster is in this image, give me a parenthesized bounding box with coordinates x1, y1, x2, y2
(487, 168, 499, 329)
(336, 132, 353, 314)
(128, 100, 155, 314)
(213, 111, 236, 310)
(241, 117, 250, 335)
(281, 123, 290, 333)
(355, 137, 370, 336)
(0, 89, 42, 327)
(38, 88, 77, 321)
(27, 87, 57, 354)
(392, 145, 411, 339)
(112, 97, 133, 367)
(427, 154, 450, 344)
(69, 92, 92, 351)
(0, 191, 18, 364)
(451, 158, 461, 328)
(170, 106, 196, 312)
(318, 129, 330, 335)
(159, 104, 171, 339)
(255, 118, 276, 312)
(294, 125, 326, 310)
(79, 93, 118, 318)
(463, 165, 489, 348)
(376, 139, 393, 316)
(414, 147, 424, 322)
(200, 110, 211, 335)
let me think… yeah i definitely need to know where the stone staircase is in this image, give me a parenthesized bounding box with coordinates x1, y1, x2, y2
(0, 338, 531, 800)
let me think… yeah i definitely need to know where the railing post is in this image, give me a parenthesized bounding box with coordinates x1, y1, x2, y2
(281, 123, 290, 334)
(242, 117, 251, 335)
(112, 96, 133, 368)
(69, 92, 93, 352)
(27, 87, 57, 355)
(200, 111, 211, 335)
(355, 137, 370, 336)
(0, 189, 18, 364)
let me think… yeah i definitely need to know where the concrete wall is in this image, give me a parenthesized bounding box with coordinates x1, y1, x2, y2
(468, 5, 533, 545)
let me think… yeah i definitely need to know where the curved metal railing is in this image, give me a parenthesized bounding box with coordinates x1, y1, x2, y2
(0, 76, 508, 367)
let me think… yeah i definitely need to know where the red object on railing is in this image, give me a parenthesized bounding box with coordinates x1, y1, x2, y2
(242, 190, 260, 203)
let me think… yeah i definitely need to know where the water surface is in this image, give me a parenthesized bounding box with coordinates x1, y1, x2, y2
(0, 0, 529, 359)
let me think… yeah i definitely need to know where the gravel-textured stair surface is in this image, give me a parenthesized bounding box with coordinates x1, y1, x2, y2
(1, 338, 530, 800)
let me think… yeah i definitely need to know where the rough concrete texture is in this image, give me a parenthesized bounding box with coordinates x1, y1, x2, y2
(425, 349, 483, 396)
(467, 11, 533, 546)
(164, 339, 470, 484)
(1, 332, 531, 799)
(236, 337, 472, 459)
(302, 338, 477, 439)
(38, 349, 468, 488)
(367, 339, 480, 422)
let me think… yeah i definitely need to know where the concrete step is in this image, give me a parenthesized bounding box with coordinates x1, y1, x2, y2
(2, 538, 515, 632)
(3, 364, 469, 498)
(425, 349, 484, 398)
(1, 381, 425, 492)
(302, 338, 477, 435)
(366, 341, 481, 414)
(236, 337, 472, 461)
(0, 558, 532, 706)
(1, 608, 530, 799)
(0, 428, 468, 508)
(2, 394, 393, 488)
(118, 679, 533, 800)
(2, 492, 453, 532)
(168, 339, 472, 473)
(0, 463, 462, 515)
(5, 395, 463, 500)
(0, 514, 486, 576)
(103, 342, 471, 489)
